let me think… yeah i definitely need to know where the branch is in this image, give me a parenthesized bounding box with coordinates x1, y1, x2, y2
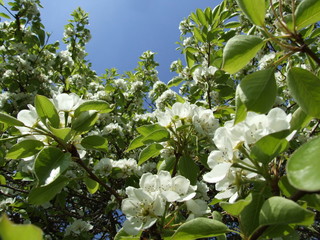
(68, 144, 122, 201)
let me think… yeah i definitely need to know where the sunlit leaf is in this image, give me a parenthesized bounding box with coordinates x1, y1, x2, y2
(222, 35, 264, 74)
(6, 140, 44, 160)
(236, 0, 265, 26)
(34, 147, 71, 186)
(295, 0, 320, 30)
(170, 218, 229, 240)
(0, 214, 43, 240)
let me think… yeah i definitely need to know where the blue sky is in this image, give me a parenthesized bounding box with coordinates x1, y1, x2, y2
(40, 0, 220, 82)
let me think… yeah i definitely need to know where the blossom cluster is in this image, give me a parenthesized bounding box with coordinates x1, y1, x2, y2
(155, 101, 219, 138)
(203, 108, 292, 202)
(121, 170, 203, 235)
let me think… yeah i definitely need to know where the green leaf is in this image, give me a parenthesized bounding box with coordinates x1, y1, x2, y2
(186, 48, 196, 68)
(114, 228, 141, 240)
(259, 196, 314, 226)
(193, 27, 205, 42)
(137, 124, 167, 136)
(196, 8, 208, 26)
(0, 214, 43, 240)
(261, 225, 298, 239)
(224, 21, 241, 28)
(34, 147, 71, 186)
(138, 143, 163, 165)
(170, 218, 229, 240)
(220, 193, 252, 216)
(287, 135, 320, 191)
(0, 12, 11, 19)
(236, 0, 265, 26)
(236, 68, 277, 113)
(222, 35, 264, 74)
(28, 176, 69, 205)
(176, 93, 186, 103)
(0, 175, 6, 185)
(277, 176, 320, 211)
(74, 100, 113, 117)
(141, 129, 170, 144)
(295, 0, 320, 30)
(48, 126, 73, 142)
(287, 68, 320, 118)
(290, 107, 313, 131)
(234, 88, 247, 124)
(6, 140, 44, 160)
(250, 130, 289, 164)
(168, 77, 184, 88)
(0, 112, 24, 127)
(34, 95, 60, 128)
(84, 177, 99, 194)
(178, 155, 199, 185)
(158, 157, 175, 172)
(126, 135, 145, 152)
(81, 135, 108, 152)
(71, 111, 99, 133)
(239, 193, 264, 237)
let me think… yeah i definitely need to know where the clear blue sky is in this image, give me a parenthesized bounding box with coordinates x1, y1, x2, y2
(40, 0, 220, 82)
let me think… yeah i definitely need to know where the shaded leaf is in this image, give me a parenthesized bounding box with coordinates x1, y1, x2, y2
(28, 176, 69, 205)
(81, 135, 108, 152)
(290, 107, 312, 131)
(178, 155, 199, 185)
(287, 135, 320, 191)
(287, 68, 320, 118)
(236, 68, 277, 113)
(250, 130, 289, 164)
(259, 196, 314, 226)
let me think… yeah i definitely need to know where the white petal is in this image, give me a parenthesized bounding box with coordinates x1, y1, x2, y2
(17, 109, 38, 127)
(121, 199, 140, 216)
(153, 196, 166, 216)
(140, 173, 158, 192)
(158, 171, 172, 191)
(215, 187, 237, 200)
(186, 199, 208, 215)
(161, 190, 180, 202)
(203, 162, 232, 183)
(172, 176, 190, 195)
(123, 217, 143, 236)
(143, 217, 158, 229)
(207, 151, 224, 168)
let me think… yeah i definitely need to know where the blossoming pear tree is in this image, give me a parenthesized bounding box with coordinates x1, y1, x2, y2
(0, 0, 320, 239)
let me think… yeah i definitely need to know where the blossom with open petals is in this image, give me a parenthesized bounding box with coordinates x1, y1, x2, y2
(122, 187, 165, 235)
